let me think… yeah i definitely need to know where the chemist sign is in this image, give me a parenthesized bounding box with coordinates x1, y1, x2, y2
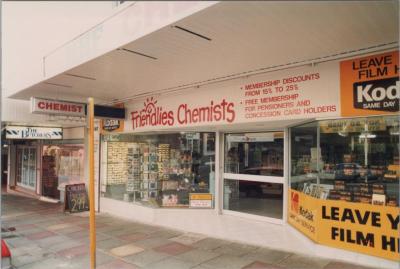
(6, 126, 63, 140)
(31, 97, 86, 117)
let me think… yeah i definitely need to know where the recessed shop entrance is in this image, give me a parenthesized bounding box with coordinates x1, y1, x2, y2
(16, 146, 37, 190)
(222, 131, 286, 223)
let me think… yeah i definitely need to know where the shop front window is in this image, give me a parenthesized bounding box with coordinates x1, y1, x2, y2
(290, 122, 318, 191)
(42, 144, 85, 198)
(290, 116, 399, 206)
(102, 132, 215, 208)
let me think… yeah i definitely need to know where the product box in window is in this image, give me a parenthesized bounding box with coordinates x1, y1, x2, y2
(372, 183, 385, 194)
(386, 196, 398, 207)
(162, 193, 178, 207)
(353, 192, 372, 204)
(334, 180, 346, 191)
(358, 183, 370, 193)
(328, 190, 341, 200)
(384, 164, 400, 181)
(372, 194, 386, 206)
(302, 182, 312, 195)
(339, 191, 352, 202)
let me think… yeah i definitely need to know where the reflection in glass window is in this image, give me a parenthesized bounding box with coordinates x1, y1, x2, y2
(290, 122, 318, 191)
(223, 179, 283, 219)
(225, 132, 284, 177)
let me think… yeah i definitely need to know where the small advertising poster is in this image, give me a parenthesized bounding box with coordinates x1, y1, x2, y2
(65, 183, 89, 213)
(340, 50, 399, 117)
(189, 193, 213, 208)
(100, 103, 125, 133)
(288, 189, 318, 241)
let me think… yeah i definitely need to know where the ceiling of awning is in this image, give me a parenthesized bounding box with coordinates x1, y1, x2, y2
(12, 1, 399, 103)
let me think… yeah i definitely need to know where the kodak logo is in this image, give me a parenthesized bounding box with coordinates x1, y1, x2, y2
(353, 77, 399, 112)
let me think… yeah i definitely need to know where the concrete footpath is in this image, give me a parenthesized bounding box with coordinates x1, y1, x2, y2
(1, 193, 374, 269)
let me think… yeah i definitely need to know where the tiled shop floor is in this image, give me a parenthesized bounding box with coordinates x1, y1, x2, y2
(2, 193, 375, 269)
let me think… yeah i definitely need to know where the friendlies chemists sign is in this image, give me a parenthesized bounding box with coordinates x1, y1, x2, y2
(125, 60, 340, 131)
(130, 97, 236, 129)
(124, 50, 398, 132)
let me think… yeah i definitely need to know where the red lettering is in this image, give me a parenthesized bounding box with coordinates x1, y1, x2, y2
(131, 111, 139, 129)
(213, 105, 222, 121)
(38, 102, 45, 109)
(177, 104, 186, 124)
(221, 99, 228, 120)
(167, 111, 174, 126)
(226, 103, 235, 123)
(192, 108, 199, 123)
(161, 111, 168, 125)
(60, 104, 68, 111)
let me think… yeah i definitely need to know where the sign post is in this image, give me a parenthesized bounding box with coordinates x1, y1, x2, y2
(88, 98, 96, 269)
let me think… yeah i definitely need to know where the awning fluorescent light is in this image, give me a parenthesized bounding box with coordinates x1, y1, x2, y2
(173, 25, 212, 41)
(65, 73, 96, 81)
(43, 82, 72, 88)
(118, 48, 157, 60)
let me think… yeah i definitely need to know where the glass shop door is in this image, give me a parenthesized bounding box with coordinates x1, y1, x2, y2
(223, 131, 285, 223)
(16, 146, 37, 190)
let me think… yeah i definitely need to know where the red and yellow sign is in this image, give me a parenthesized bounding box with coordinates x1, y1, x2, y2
(340, 50, 399, 117)
(189, 193, 213, 208)
(288, 189, 400, 261)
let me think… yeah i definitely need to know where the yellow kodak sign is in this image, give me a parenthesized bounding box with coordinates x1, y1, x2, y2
(288, 189, 399, 261)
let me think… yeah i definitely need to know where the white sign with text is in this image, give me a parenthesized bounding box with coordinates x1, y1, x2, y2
(124, 60, 340, 132)
(6, 126, 63, 140)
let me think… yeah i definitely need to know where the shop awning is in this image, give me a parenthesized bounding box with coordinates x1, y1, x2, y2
(10, 1, 399, 104)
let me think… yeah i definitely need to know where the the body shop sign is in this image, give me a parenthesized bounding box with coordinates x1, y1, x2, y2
(6, 126, 63, 140)
(126, 60, 340, 131)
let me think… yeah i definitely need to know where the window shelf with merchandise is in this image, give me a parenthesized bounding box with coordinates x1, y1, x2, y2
(290, 115, 399, 207)
(102, 132, 215, 209)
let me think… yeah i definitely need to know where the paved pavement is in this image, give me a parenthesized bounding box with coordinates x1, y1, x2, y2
(1, 192, 375, 269)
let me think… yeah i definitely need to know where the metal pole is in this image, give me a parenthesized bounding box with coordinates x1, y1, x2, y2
(88, 97, 96, 269)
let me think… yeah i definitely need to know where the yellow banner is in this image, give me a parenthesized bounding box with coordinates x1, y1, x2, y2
(319, 117, 386, 133)
(288, 189, 400, 261)
(190, 193, 213, 200)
